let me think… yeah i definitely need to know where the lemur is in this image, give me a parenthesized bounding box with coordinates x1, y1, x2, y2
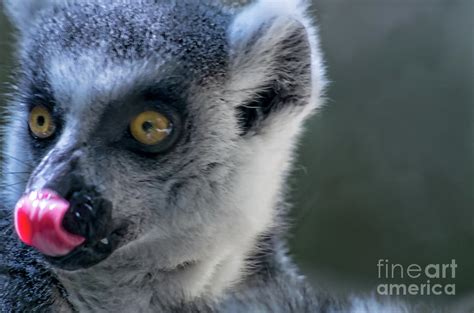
(0, 0, 420, 312)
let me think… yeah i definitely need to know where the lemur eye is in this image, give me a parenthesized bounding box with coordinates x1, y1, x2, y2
(130, 111, 172, 146)
(28, 106, 56, 139)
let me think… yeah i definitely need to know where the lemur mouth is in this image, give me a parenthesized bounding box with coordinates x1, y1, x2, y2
(47, 223, 129, 271)
(14, 189, 130, 271)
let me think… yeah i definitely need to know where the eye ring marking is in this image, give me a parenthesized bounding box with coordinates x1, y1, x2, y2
(28, 106, 56, 139)
(130, 111, 172, 146)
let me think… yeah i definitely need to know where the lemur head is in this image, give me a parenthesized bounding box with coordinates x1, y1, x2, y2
(3, 0, 324, 298)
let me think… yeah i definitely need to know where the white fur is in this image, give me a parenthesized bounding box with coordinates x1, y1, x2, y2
(349, 297, 411, 313)
(229, 0, 327, 113)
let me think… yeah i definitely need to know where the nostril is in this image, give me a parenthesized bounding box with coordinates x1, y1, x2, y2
(62, 189, 112, 242)
(62, 202, 95, 238)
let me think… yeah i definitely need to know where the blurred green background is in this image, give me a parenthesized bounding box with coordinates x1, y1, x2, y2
(0, 0, 473, 310)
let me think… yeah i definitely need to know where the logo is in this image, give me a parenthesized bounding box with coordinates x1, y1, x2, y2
(376, 259, 457, 296)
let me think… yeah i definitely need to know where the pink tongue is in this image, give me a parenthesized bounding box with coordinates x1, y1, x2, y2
(14, 190, 85, 257)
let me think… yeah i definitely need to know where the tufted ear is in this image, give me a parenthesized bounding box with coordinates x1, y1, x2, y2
(3, 0, 61, 34)
(228, 0, 326, 135)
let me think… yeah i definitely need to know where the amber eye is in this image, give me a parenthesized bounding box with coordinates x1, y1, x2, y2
(130, 111, 172, 146)
(28, 106, 56, 139)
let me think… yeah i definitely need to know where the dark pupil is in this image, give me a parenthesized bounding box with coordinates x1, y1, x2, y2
(142, 121, 154, 132)
(37, 116, 46, 127)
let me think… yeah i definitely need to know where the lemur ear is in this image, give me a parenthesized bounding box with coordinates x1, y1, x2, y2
(3, 0, 60, 33)
(228, 0, 325, 135)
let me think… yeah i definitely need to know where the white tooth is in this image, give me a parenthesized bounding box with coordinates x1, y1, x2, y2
(100, 238, 109, 245)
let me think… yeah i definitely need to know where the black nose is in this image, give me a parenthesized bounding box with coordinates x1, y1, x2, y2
(42, 171, 112, 242)
(61, 187, 113, 242)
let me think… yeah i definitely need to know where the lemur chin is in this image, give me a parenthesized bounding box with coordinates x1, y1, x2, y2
(1, 0, 428, 312)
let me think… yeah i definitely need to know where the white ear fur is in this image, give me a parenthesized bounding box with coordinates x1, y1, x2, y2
(230, 0, 311, 42)
(3, 0, 61, 33)
(228, 0, 326, 113)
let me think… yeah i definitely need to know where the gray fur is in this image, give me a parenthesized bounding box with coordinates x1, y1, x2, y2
(1, 0, 428, 312)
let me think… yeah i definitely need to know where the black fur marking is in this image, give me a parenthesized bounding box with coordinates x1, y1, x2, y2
(238, 82, 280, 135)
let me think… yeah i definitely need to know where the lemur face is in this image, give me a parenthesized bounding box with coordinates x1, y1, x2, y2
(6, 2, 238, 270)
(4, 0, 322, 274)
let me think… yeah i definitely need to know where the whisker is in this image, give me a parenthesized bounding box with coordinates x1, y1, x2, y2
(2, 171, 31, 175)
(2, 152, 34, 169)
(0, 181, 28, 188)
